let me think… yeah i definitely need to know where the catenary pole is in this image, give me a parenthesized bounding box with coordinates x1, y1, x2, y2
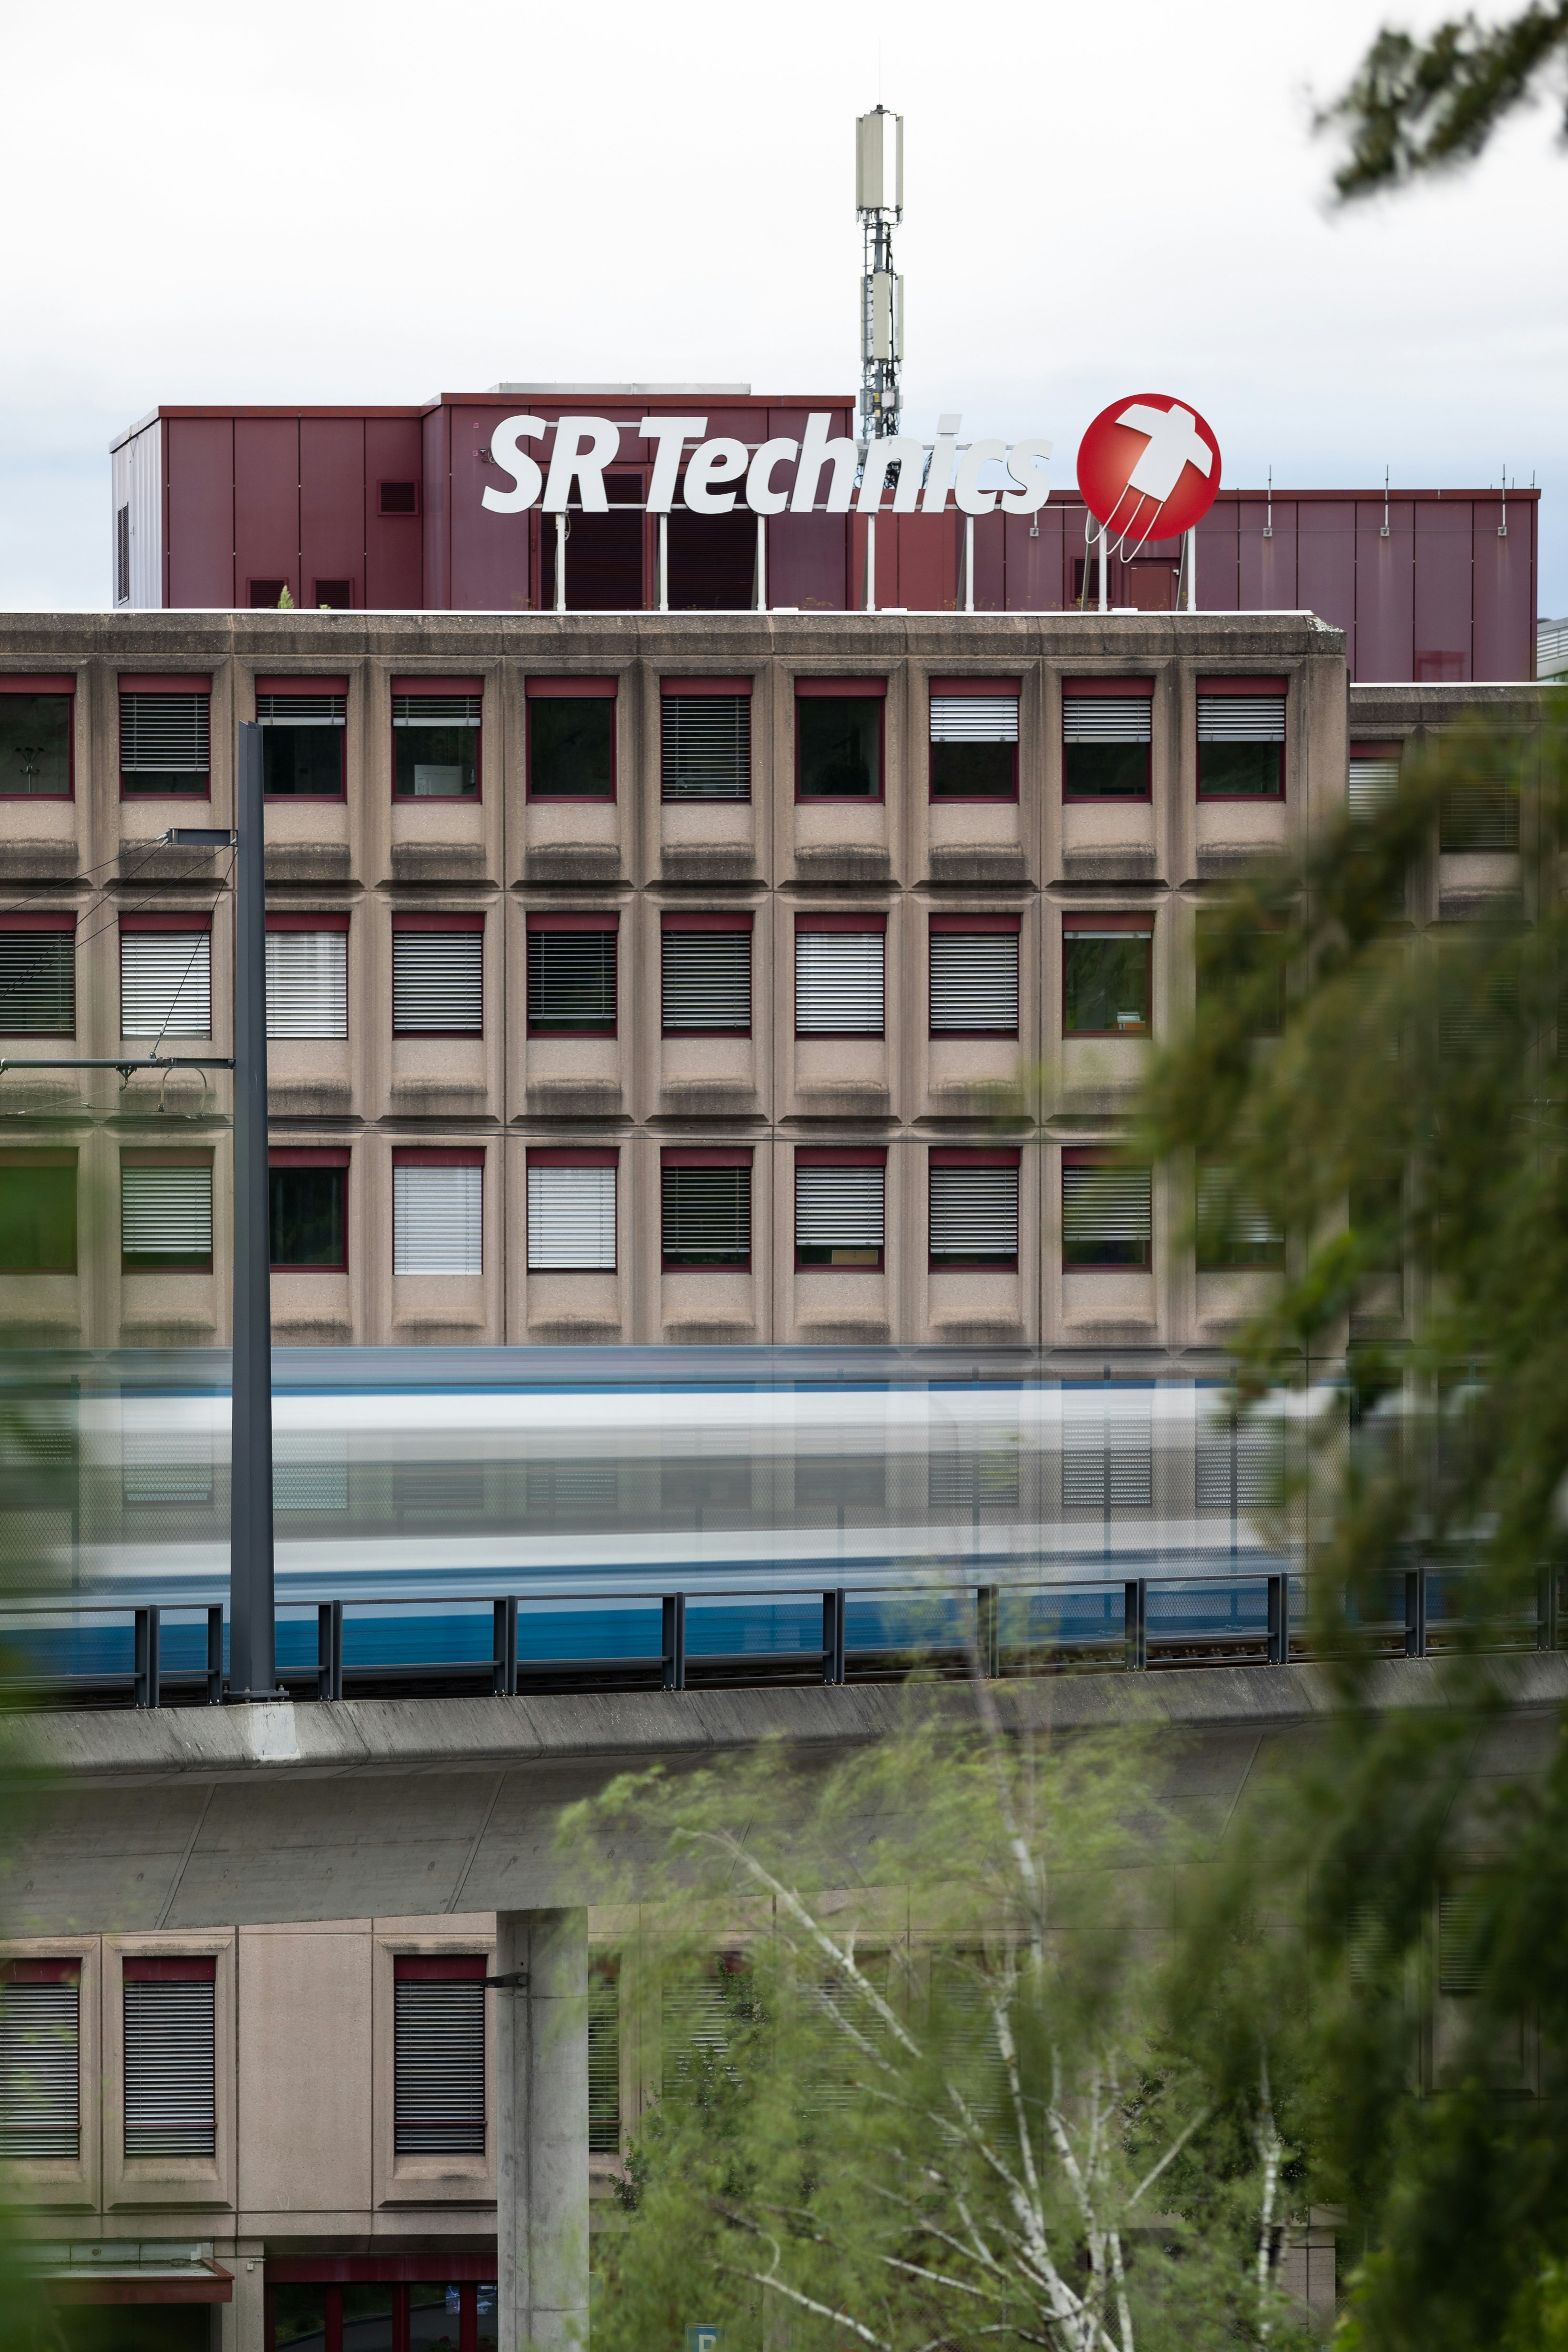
(227, 720, 276, 1702)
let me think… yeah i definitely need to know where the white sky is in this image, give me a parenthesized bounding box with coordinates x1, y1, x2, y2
(0, 0, 1563, 614)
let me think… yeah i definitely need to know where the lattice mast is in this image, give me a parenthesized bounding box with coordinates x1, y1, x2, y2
(856, 108, 903, 440)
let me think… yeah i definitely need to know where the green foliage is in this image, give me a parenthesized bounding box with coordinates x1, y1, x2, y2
(1319, 1, 1568, 199)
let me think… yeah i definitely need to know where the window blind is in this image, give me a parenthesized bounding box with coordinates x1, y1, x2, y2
(0, 1968, 79, 2159)
(256, 694, 346, 726)
(795, 931, 884, 1034)
(928, 1450, 1021, 1513)
(121, 1164, 213, 1261)
(123, 1963, 216, 2159)
(662, 1165, 750, 1265)
(795, 1165, 884, 1259)
(120, 932, 211, 1037)
(393, 1967, 485, 2155)
(662, 1975, 746, 2100)
(1062, 1163, 1152, 1266)
(394, 1164, 482, 1275)
(1437, 1886, 1486, 1996)
(589, 1965, 620, 2154)
(661, 931, 751, 1032)
(929, 695, 1018, 743)
(929, 1164, 1019, 1263)
(0, 932, 73, 1034)
(1195, 1421, 1279, 1513)
(929, 933, 1019, 1033)
(527, 930, 616, 1031)
(1197, 695, 1286, 742)
(1196, 1165, 1282, 1267)
(1439, 781, 1518, 850)
(1062, 697, 1152, 743)
(662, 695, 751, 799)
(528, 1164, 616, 1270)
(392, 695, 482, 728)
(119, 693, 210, 775)
(392, 930, 482, 1033)
(1061, 1399, 1154, 1512)
(123, 1430, 214, 1505)
(265, 931, 347, 1040)
(1349, 757, 1400, 818)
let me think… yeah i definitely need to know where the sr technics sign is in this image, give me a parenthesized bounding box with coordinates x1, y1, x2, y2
(481, 414, 1055, 520)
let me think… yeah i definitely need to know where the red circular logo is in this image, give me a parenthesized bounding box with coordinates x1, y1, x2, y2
(1076, 395, 1221, 545)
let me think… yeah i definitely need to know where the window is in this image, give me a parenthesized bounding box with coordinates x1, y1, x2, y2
(796, 680, 885, 798)
(1061, 1389, 1154, 1511)
(795, 917, 885, 1035)
(1062, 682, 1152, 799)
(661, 917, 751, 1034)
(929, 917, 1019, 1036)
(392, 680, 481, 799)
(119, 682, 210, 796)
(661, 684, 751, 800)
(1195, 1408, 1280, 1513)
(1063, 918, 1152, 1036)
(527, 1151, 616, 1271)
(392, 920, 482, 1035)
(257, 681, 347, 798)
(269, 1153, 348, 1271)
(796, 1150, 885, 1268)
(929, 1449, 1021, 1514)
(379, 480, 420, 515)
(1349, 742, 1402, 818)
(1197, 680, 1286, 798)
(526, 917, 616, 1033)
(929, 1152, 1020, 1269)
(589, 1963, 621, 2156)
(0, 685, 72, 798)
(393, 1955, 485, 2156)
(0, 1153, 76, 1273)
(1195, 917, 1286, 1039)
(1197, 1165, 1283, 1269)
(0, 917, 74, 1034)
(1062, 1153, 1152, 1269)
(662, 1153, 751, 1268)
(120, 920, 212, 1038)
(121, 1155, 214, 1272)
(122, 1955, 215, 2159)
(928, 680, 1019, 800)
(249, 581, 290, 609)
(313, 580, 352, 609)
(527, 680, 616, 798)
(1440, 774, 1519, 850)
(0, 1958, 80, 2160)
(265, 919, 348, 1039)
(115, 506, 131, 603)
(393, 1154, 482, 1276)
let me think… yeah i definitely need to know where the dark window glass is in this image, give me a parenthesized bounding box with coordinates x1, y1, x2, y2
(314, 579, 352, 609)
(393, 726, 477, 798)
(1064, 936, 1151, 1035)
(263, 729, 343, 797)
(798, 697, 881, 797)
(0, 696, 71, 797)
(0, 1166, 75, 1271)
(527, 930, 616, 1031)
(478, 2284, 498, 2352)
(271, 2284, 328, 2351)
(1198, 740, 1282, 797)
(338, 2287, 394, 2352)
(662, 1165, 751, 1267)
(529, 698, 615, 797)
(269, 1166, 345, 1269)
(667, 507, 755, 610)
(1064, 741, 1148, 798)
(409, 2285, 464, 2351)
(541, 476, 644, 610)
(249, 580, 288, 608)
(379, 481, 419, 514)
(67, 2310, 209, 2352)
(931, 742, 1015, 798)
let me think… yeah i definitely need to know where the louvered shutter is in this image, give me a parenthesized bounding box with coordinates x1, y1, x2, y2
(1196, 1165, 1281, 1267)
(265, 931, 347, 1040)
(662, 1974, 747, 2100)
(928, 1958, 1004, 2119)
(661, 931, 751, 1031)
(929, 695, 1018, 743)
(795, 1164, 884, 1260)
(1349, 757, 1400, 818)
(528, 1164, 616, 1270)
(1062, 1163, 1152, 1267)
(120, 932, 211, 1037)
(0, 1966, 80, 2159)
(795, 931, 884, 1034)
(394, 1164, 482, 1275)
(394, 1963, 485, 2154)
(256, 694, 347, 727)
(527, 930, 616, 1031)
(929, 932, 1019, 1033)
(1197, 695, 1286, 742)
(1195, 1419, 1279, 1513)
(123, 1961, 215, 2158)
(799, 1957, 889, 2113)
(1062, 696, 1152, 743)
(392, 929, 482, 1033)
(1439, 780, 1518, 850)
(393, 694, 482, 728)
(119, 693, 210, 777)
(662, 696, 751, 799)
(121, 1164, 213, 1261)
(928, 1449, 1020, 1513)
(0, 931, 73, 1035)
(929, 1163, 1019, 1264)
(662, 1165, 750, 1265)
(589, 1966, 620, 2154)
(1062, 1395, 1153, 1511)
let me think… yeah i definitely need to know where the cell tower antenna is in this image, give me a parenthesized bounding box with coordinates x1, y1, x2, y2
(856, 106, 903, 440)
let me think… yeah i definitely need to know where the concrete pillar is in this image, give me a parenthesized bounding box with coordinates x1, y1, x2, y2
(217, 2240, 266, 2352)
(496, 1908, 590, 2352)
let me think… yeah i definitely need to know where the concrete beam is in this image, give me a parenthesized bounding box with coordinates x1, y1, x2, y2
(496, 1910, 589, 2352)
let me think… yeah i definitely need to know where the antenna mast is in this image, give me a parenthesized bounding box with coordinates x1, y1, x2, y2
(856, 106, 903, 440)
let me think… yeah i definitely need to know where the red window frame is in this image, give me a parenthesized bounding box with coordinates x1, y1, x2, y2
(266, 2263, 498, 2352)
(659, 675, 756, 695)
(390, 912, 484, 1040)
(660, 910, 753, 1038)
(390, 675, 483, 805)
(928, 1145, 1022, 1272)
(927, 675, 1021, 805)
(117, 673, 213, 804)
(661, 1145, 753, 1273)
(1062, 910, 1154, 1039)
(268, 1147, 350, 1274)
(927, 910, 1021, 1040)
(525, 676, 619, 803)
(0, 675, 75, 801)
(794, 676, 888, 803)
(794, 1144, 887, 1272)
(1061, 1144, 1152, 1271)
(1196, 675, 1288, 804)
(256, 674, 348, 805)
(1061, 675, 1154, 803)
(0, 911, 76, 1037)
(526, 910, 619, 1037)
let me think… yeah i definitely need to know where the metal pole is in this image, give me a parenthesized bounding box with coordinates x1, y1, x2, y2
(554, 515, 567, 614)
(1097, 522, 1108, 614)
(227, 721, 276, 1702)
(1185, 526, 1198, 613)
(755, 514, 768, 614)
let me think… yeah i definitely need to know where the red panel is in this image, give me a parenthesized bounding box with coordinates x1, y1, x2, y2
(661, 910, 752, 931)
(883, 512, 957, 612)
(123, 1954, 215, 1980)
(1063, 676, 1154, 697)
(393, 912, 484, 931)
(929, 912, 1020, 932)
(1354, 501, 1414, 683)
(0, 1956, 79, 1980)
(1237, 500, 1298, 615)
(267, 911, 349, 932)
(365, 417, 425, 608)
(119, 673, 212, 691)
(663, 1147, 752, 1166)
(391, 675, 482, 695)
(256, 676, 348, 695)
(796, 911, 887, 931)
(301, 419, 365, 609)
(422, 406, 451, 610)
(1002, 508, 1062, 612)
(1296, 500, 1356, 660)
(795, 1145, 886, 1165)
(1062, 910, 1154, 932)
(528, 1147, 618, 1166)
(528, 911, 619, 931)
(1472, 498, 1534, 681)
(796, 677, 887, 697)
(235, 418, 300, 604)
(1194, 501, 1239, 612)
(452, 405, 533, 614)
(0, 913, 74, 931)
(120, 911, 213, 932)
(1197, 676, 1288, 694)
(392, 1147, 484, 1166)
(972, 513, 1006, 612)
(930, 1145, 1020, 1166)
(930, 677, 1020, 695)
(525, 676, 616, 698)
(165, 416, 234, 609)
(0, 675, 73, 693)
(661, 675, 754, 695)
(270, 1148, 351, 1167)
(394, 1953, 485, 1979)
(1414, 501, 1474, 680)
(767, 513, 847, 611)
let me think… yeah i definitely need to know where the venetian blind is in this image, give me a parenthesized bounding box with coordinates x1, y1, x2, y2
(661, 696, 751, 800)
(661, 931, 751, 1031)
(393, 1973, 485, 2155)
(929, 933, 1018, 1033)
(265, 932, 347, 1040)
(120, 932, 211, 1038)
(929, 1165, 1019, 1261)
(795, 931, 884, 1034)
(0, 932, 73, 1034)
(392, 931, 482, 1033)
(527, 1165, 616, 1271)
(393, 1165, 482, 1276)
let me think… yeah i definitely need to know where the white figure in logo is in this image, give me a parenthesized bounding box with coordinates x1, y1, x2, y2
(1115, 403, 1212, 506)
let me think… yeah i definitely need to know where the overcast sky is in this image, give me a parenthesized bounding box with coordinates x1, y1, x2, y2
(1, 0, 1563, 614)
